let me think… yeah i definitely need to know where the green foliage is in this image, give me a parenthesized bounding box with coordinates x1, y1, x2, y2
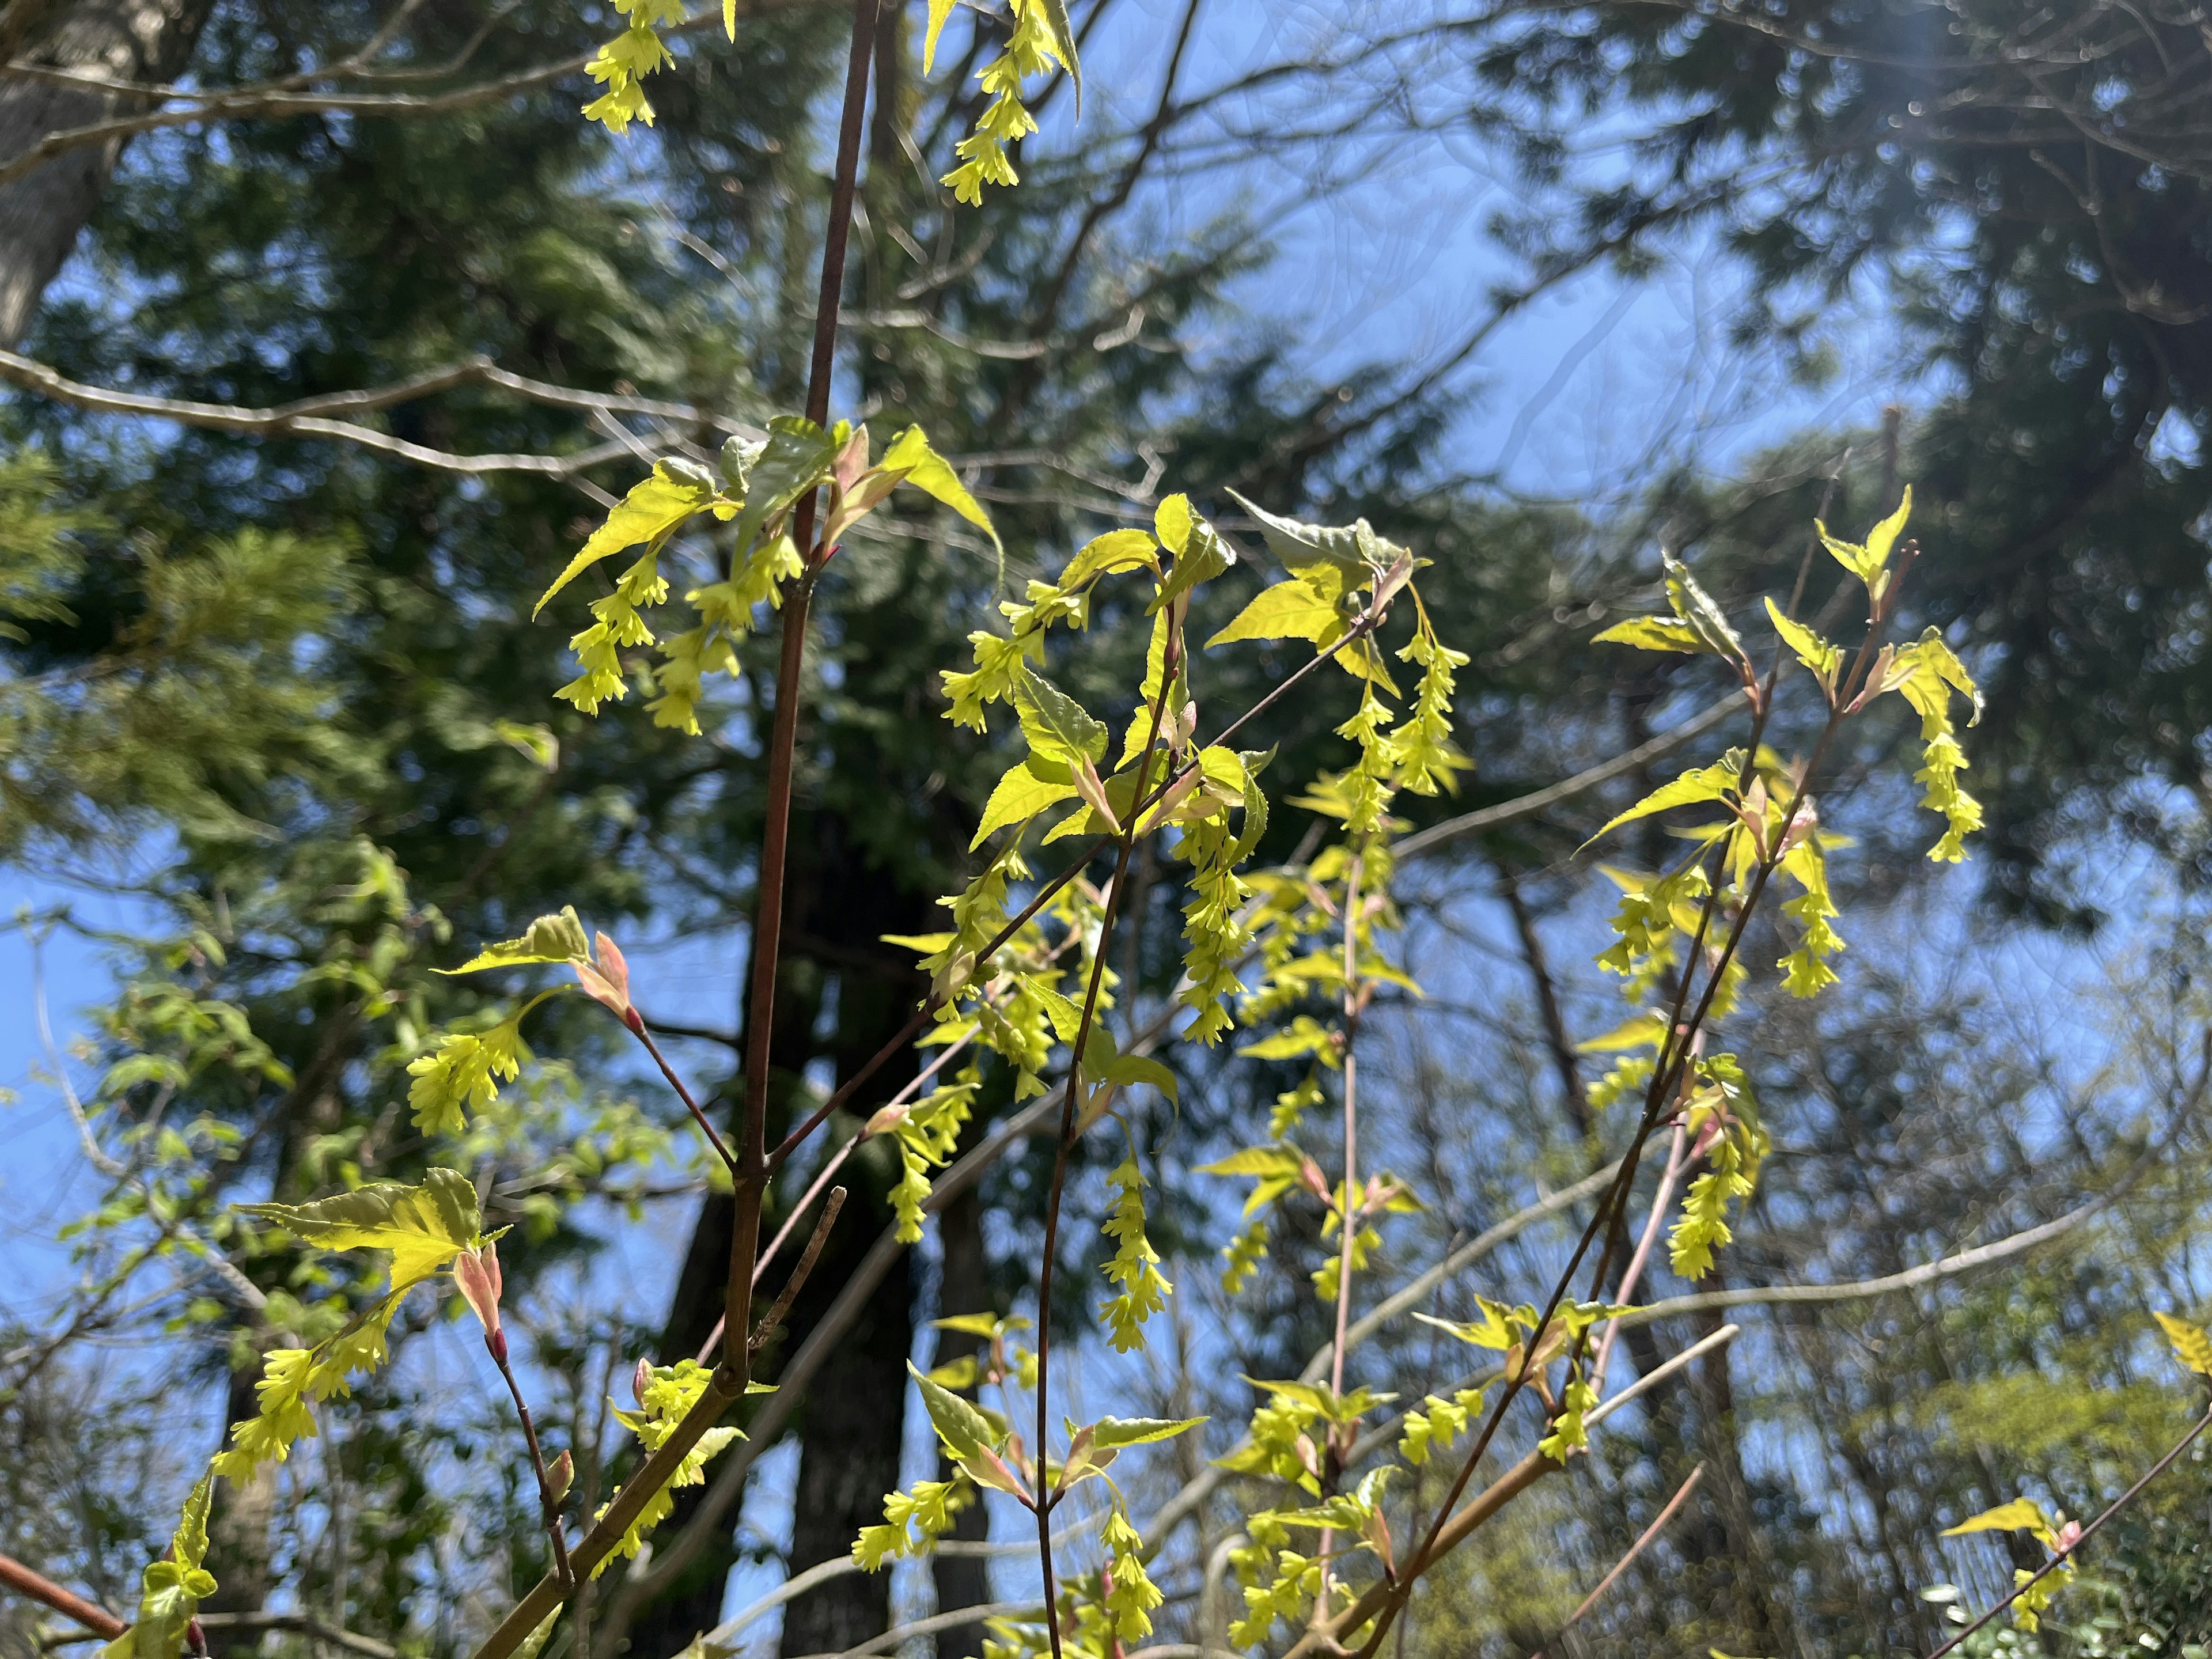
(1098, 1157, 1171, 1352)
(938, 0, 1078, 204)
(598, 1362, 749, 1575)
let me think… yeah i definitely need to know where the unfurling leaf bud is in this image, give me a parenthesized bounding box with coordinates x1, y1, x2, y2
(634, 1357, 656, 1404)
(454, 1242, 503, 1343)
(864, 1101, 910, 1138)
(546, 1448, 574, 1506)
(576, 931, 637, 1026)
(1073, 755, 1122, 834)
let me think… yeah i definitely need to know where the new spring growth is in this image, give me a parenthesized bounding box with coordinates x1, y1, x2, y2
(455, 1240, 505, 1363)
(575, 931, 638, 1032)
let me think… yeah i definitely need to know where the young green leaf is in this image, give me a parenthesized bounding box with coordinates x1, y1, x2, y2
(238, 1166, 483, 1292)
(880, 425, 998, 547)
(1224, 488, 1369, 575)
(535, 462, 720, 616)
(908, 1359, 1000, 1458)
(971, 756, 1081, 849)
(729, 415, 839, 559)
(1586, 752, 1744, 844)
(1092, 1414, 1207, 1449)
(1764, 597, 1843, 689)
(1012, 666, 1108, 763)
(1102, 1052, 1178, 1105)
(1206, 576, 1350, 650)
(1592, 615, 1709, 653)
(440, 905, 592, 973)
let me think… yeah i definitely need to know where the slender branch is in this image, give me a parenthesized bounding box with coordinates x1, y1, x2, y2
(1530, 1463, 1706, 1657)
(0, 1554, 126, 1639)
(0, 349, 654, 479)
(630, 1022, 738, 1169)
(749, 1186, 847, 1349)
(1397, 690, 1749, 858)
(488, 1337, 577, 1589)
(1925, 1406, 2212, 1659)
(724, 0, 880, 1384)
(1032, 634, 1181, 1657)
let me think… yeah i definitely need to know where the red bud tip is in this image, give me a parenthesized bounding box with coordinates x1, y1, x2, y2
(487, 1327, 509, 1365)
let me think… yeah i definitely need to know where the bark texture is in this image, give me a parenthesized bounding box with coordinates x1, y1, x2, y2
(0, 0, 217, 346)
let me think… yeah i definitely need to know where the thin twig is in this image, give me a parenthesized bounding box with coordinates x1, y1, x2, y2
(1925, 1406, 2212, 1659)
(749, 1187, 847, 1350)
(631, 1022, 737, 1169)
(1530, 1462, 1706, 1656)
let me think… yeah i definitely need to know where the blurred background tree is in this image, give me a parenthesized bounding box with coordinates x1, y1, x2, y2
(3, 2, 2209, 1658)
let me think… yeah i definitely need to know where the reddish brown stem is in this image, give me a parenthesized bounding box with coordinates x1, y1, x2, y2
(0, 1551, 126, 1639)
(490, 1336, 577, 1589)
(1031, 635, 1182, 1659)
(631, 1020, 736, 1169)
(725, 0, 880, 1379)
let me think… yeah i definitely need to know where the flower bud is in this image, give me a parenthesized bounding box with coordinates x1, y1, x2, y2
(454, 1242, 503, 1343)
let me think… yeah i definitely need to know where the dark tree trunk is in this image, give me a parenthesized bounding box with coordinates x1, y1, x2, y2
(622, 813, 931, 1659)
(0, 0, 219, 345)
(930, 1187, 992, 1659)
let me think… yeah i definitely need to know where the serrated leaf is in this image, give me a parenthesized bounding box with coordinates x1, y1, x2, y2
(1764, 597, 1843, 685)
(909, 1360, 998, 1457)
(1588, 751, 1744, 844)
(971, 756, 1080, 849)
(536, 463, 719, 616)
(1664, 555, 1744, 660)
(880, 425, 998, 548)
(1575, 1010, 1666, 1054)
(2154, 1310, 2212, 1377)
(1224, 489, 1368, 574)
(238, 1166, 482, 1293)
(1092, 1414, 1207, 1449)
(1103, 1053, 1178, 1104)
(1012, 667, 1107, 763)
(1942, 1497, 2055, 1546)
(440, 905, 591, 973)
(1593, 615, 1710, 653)
(1414, 1298, 1525, 1350)
(730, 415, 839, 559)
(1060, 528, 1157, 590)
(1149, 510, 1233, 615)
(1206, 577, 1348, 650)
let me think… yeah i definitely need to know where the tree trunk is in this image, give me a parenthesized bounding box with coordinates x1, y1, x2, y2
(930, 1187, 992, 1659)
(0, 0, 219, 346)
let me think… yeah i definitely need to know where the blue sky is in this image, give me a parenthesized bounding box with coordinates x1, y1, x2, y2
(0, 0, 1976, 1637)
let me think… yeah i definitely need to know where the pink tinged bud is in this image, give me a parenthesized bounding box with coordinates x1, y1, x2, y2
(546, 1448, 574, 1506)
(575, 932, 635, 1022)
(454, 1242, 503, 1342)
(634, 1357, 656, 1404)
(2054, 1519, 2082, 1554)
(1073, 755, 1122, 835)
(863, 1101, 910, 1139)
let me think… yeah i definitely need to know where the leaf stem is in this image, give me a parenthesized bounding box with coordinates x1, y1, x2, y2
(630, 1020, 737, 1170)
(1031, 631, 1183, 1659)
(488, 1337, 577, 1589)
